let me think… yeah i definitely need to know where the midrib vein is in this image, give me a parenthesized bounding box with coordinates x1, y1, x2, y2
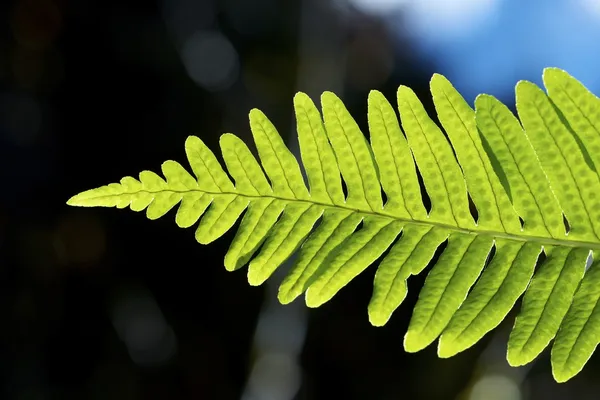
(80, 187, 600, 251)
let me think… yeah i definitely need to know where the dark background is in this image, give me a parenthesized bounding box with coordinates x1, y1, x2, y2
(2, 0, 600, 399)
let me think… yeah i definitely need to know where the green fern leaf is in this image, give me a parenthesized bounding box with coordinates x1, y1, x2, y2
(438, 239, 542, 358)
(396, 85, 474, 228)
(552, 259, 600, 382)
(368, 225, 447, 326)
(473, 94, 564, 237)
(516, 80, 600, 241)
(367, 90, 426, 219)
(430, 74, 520, 233)
(67, 68, 600, 383)
(542, 68, 600, 174)
(404, 233, 494, 352)
(507, 246, 588, 366)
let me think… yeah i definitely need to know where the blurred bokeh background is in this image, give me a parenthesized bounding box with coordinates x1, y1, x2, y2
(2, 0, 600, 399)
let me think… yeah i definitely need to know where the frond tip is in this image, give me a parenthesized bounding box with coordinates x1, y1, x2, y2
(68, 68, 600, 383)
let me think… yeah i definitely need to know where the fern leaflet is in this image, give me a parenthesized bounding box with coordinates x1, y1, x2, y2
(68, 68, 600, 383)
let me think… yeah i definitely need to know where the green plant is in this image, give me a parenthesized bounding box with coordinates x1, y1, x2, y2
(68, 68, 600, 383)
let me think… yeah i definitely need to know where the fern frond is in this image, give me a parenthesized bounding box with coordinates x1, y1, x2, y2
(68, 68, 600, 383)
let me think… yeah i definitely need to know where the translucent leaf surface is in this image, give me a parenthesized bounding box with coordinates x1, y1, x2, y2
(68, 69, 600, 382)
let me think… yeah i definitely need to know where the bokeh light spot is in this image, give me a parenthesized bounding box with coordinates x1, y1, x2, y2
(181, 31, 239, 92)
